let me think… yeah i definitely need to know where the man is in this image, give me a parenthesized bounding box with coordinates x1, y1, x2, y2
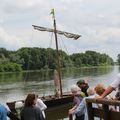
(0, 104, 8, 120)
(77, 80, 89, 97)
(100, 73, 120, 98)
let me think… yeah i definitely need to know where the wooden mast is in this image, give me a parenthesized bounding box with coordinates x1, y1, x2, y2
(32, 9, 81, 97)
(51, 9, 63, 96)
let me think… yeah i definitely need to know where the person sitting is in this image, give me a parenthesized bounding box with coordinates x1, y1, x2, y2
(69, 85, 84, 120)
(0, 104, 9, 120)
(20, 93, 44, 120)
(36, 95, 47, 119)
(76, 79, 89, 97)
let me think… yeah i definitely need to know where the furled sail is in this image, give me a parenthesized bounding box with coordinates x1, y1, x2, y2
(32, 25, 81, 40)
(53, 69, 61, 97)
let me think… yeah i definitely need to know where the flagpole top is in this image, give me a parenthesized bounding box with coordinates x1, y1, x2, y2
(50, 8, 55, 19)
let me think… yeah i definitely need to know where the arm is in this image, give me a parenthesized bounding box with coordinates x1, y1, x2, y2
(69, 98, 85, 115)
(69, 96, 81, 111)
(101, 86, 114, 98)
(74, 99, 85, 114)
(69, 105, 77, 112)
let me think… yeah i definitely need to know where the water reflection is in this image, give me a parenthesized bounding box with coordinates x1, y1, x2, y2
(62, 66, 113, 79)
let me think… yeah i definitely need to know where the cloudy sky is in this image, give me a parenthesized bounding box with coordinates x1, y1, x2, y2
(0, 0, 120, 61)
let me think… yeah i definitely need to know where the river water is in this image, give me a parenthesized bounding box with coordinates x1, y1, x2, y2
(0, 66, 120, 120)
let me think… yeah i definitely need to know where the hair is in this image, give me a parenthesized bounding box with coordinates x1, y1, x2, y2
(87, 88, 95, 96)
(94, 84, 106, 96)
(70, 85, 80, 94)
(24, 93, 36, 107)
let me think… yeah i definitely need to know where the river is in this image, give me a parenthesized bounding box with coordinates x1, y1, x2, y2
(0, 66, 120, 120)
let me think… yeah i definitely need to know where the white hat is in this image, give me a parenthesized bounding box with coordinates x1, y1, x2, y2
(70, 85, 81, 93)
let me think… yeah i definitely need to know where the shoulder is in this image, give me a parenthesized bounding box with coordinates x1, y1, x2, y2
(37, 98, 43, 103)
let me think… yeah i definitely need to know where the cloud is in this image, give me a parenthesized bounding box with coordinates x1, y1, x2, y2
(0, 27, 30, 50)
(0, 0, 120, 61)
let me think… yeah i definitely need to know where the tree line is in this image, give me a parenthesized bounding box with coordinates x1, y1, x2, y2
(0, 47, 115, 72)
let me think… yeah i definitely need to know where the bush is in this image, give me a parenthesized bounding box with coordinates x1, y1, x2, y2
(0, 63, 22, 72)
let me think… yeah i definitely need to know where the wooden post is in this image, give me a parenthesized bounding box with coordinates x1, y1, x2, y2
(102, 104, 110, 120)
(86, 102, 94, 120)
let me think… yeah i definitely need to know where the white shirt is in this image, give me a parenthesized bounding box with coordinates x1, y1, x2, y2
(36, 99, 47, 118)
(110, 73, 120, 89)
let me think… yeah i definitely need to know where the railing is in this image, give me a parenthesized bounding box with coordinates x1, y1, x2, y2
(86, 98, 120, 120)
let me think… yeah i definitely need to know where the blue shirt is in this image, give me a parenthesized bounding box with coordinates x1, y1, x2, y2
(0, 104, 8, 120)
(74, 95, 99, 120)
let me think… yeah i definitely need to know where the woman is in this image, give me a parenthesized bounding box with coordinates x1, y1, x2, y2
(69, 88, 98, 120)
(69, 85, 84, 120)
(20, 93, 44, 120)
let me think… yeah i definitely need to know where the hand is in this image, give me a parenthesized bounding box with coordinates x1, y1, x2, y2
(69, 109, 74, 115)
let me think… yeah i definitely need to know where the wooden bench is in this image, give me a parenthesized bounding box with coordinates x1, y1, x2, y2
(86, 98, 120, 120)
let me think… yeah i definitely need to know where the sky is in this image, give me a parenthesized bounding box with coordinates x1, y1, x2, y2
(0, 0, 120, 61)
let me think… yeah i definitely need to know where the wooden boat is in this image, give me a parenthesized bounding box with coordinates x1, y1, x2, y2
(6, 9, 81, 119)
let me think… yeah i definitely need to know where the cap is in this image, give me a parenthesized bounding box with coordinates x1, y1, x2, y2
(76, 80, 85, 85)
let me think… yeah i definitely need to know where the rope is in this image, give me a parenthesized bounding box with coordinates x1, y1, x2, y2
(59, 35, 70, 55)
(58, 35, 74, 67)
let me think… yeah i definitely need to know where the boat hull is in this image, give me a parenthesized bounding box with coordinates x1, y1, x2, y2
(6, 94, 73, 112)
(43, 95, 73, 107)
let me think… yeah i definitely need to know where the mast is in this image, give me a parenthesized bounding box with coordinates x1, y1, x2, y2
(51, 9, 63, 96)
(32, 9, 81, 97)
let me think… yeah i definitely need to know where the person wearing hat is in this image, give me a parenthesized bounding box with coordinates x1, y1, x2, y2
(76, 80, 89, 97)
